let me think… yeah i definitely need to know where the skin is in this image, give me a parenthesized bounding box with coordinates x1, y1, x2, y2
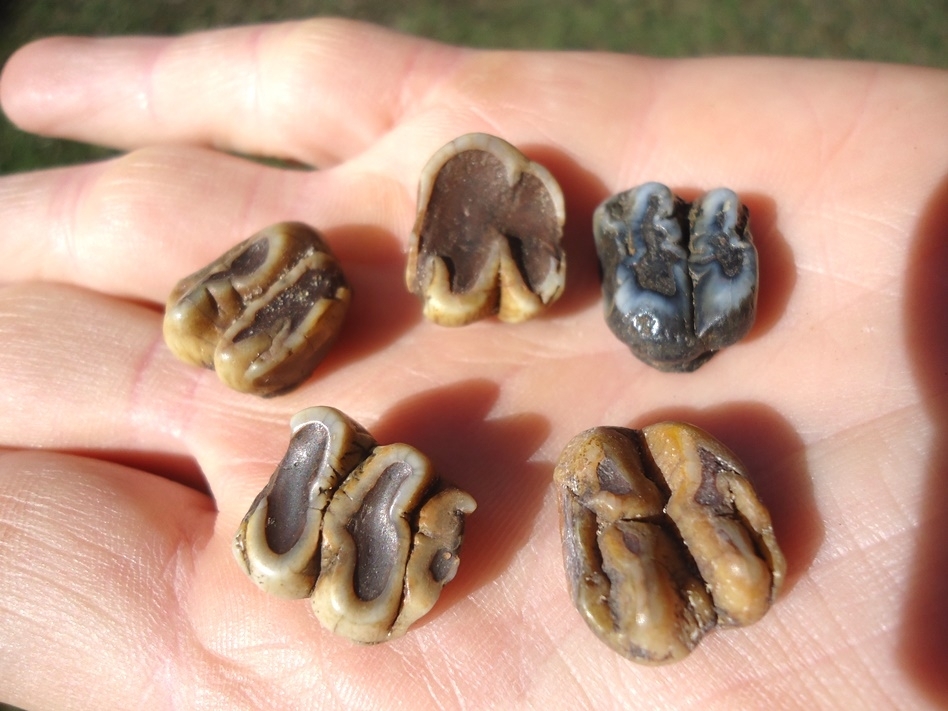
(0, 18, 946, 711)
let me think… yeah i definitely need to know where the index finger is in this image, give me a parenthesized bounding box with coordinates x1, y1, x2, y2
(0, 19, 464, 167)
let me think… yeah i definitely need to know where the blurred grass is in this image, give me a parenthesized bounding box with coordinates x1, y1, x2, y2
(0, 0, 946, 174)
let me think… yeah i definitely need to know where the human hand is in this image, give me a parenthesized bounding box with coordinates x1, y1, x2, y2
(1, 19, 946, 710)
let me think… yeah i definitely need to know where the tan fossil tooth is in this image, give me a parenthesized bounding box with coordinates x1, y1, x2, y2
(164, 222, 350, 396)
(553, 421, 784, 664)
(234, 406, 476, 644)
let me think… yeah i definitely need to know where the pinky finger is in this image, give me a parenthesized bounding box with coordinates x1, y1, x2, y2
(0, 450, 217, 709)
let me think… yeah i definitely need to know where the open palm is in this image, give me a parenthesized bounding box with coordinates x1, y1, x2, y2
(1, 19, 946, 710)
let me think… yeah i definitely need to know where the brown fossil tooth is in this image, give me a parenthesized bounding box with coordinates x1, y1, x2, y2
(407, 133, 566, 326)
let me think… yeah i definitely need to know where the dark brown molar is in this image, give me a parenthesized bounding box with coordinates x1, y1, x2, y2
(233, 406, 476, 644)
(553, 422, 784, 664)
(406, 133, 566, 326)
(163, 222, 350, 396)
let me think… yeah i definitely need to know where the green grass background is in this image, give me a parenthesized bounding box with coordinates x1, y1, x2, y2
(0, 0, 945, 175)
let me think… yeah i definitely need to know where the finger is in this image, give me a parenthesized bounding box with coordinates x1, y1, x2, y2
(0, 19, 463, 166)
(0, 280, 323, 506)
(0, 282, 205, 476)
(0, 280, 340, 482)
(0, 145, 411, 301)
(0, 450, 219, 710)
(0, 280, 549, 501)
(3, 13, 946, 197)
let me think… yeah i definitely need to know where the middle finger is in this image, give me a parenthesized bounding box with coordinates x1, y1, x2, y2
(0, 146, 410, 301)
